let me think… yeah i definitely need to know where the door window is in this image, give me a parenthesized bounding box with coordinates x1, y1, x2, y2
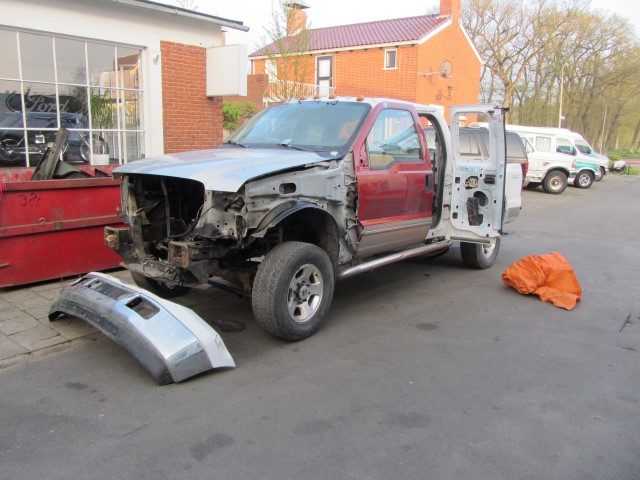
(367, 109, 421, 169)
(556, 138, 576, 155)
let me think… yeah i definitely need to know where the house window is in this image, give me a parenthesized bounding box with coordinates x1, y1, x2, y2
(0, 28, 144, 167)
(384, 49, 397, 70)
(316, 56, 332, 96)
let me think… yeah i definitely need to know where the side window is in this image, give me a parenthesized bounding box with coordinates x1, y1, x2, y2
(506, 134, 526, 158)
(523, 137, 535, 154)
(459, 131, 482, 157)
(384, 49, 397, 69)
(535, 136, 552, 152)
(574, 139, 591, 154)
(556, 138, 576, 155)
(367, 109, 421, 170)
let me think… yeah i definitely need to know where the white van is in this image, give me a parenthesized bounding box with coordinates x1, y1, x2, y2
(470, 123, 601, 194)
(561, 130, 609, 180)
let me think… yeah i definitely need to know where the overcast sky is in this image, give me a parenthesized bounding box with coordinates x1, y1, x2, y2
(174, 0, 640, 53)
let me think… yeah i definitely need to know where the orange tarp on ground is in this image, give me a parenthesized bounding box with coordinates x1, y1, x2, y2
(502, 252, 582, 310)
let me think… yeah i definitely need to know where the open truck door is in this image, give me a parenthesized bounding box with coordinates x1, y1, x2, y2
(447, 105, 521, 268)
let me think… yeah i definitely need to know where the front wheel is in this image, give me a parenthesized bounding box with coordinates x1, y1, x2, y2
(542, 171, 568, 194)
(252, 242, 334, 341)
(130, 271, 191, 299)
(460, 237, 501, 269)
(574, 170, 594, 189)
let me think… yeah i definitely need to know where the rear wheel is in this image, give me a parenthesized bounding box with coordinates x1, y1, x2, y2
(574, 170, 594, 189)
(542, 171, 567, 194)
(130, 271, 191, 299)
(252, 242, 334, 341)
(460, 237, 501, 269)
(525, 182, 540, 190)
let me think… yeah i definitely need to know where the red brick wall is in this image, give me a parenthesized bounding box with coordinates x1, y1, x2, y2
(160, 41, 222, 153)
(416, 21, 481, 118)
(333, 47, 418, 101)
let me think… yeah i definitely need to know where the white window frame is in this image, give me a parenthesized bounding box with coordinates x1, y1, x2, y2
(384, 48, 397, 70)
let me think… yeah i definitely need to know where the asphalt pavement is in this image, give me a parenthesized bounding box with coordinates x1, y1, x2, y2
(1, 172, 639, 480)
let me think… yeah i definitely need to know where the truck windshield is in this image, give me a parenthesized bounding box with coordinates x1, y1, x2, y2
(226, 101, 371, 153)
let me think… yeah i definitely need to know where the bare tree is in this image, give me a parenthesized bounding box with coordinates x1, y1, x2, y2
(463, 0, 640, 150)
(259, 1, 313, 102)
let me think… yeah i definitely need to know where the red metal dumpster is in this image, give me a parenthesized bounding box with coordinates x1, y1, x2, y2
(0, 166, 124, 288)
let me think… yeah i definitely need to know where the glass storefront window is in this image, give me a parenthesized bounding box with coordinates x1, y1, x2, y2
(0, 28, 144, 168)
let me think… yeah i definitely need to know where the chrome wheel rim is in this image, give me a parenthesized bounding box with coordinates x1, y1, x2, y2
(577, 173, 591, 187)
(481, 242, 496, 259)
(287, 264, 323, 323)
(548, 175, 564, 192)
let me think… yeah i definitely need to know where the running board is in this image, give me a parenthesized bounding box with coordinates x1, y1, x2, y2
(337, 240, 452, 280)
(49, 272, 235, 385)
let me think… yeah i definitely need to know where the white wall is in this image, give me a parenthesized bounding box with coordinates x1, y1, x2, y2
(1, 0, 227, 156)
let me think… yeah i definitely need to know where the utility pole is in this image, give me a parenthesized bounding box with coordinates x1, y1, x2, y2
(600, 104, 608, 153)
(558, 63, 567, 128)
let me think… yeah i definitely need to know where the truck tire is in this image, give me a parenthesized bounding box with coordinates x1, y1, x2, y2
(252, 242, 334, 341)
(460, 237, 501, 269)
(574, 170, 594, 189)
(525, 182, 540, 190)
(542, 171, 567, 194)
(130, 271, 191, 299)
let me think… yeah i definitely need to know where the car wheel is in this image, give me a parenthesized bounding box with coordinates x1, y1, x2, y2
(460, 237, 501, 269)
(525, 182, 540, 190)
(595, 166, 605, 181)
(252, 242, 334, 341)
(0, 139, 23, 165)
(574, 170, 594, 189)
(542, 171, 567, 194)
(130, 271, 191, 299)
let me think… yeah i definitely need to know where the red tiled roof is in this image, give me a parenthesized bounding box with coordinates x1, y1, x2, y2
(250, 14, 448, 57)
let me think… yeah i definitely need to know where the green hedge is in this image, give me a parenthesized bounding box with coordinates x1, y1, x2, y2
(223, 102, 256, 131)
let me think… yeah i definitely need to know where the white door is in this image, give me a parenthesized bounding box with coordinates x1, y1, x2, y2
(448, 105, 519, 242)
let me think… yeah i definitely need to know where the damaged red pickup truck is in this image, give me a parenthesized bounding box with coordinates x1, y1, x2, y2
(50, 97, 522, 384)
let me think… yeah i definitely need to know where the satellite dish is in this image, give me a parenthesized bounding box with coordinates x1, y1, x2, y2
(440, 61, 452, 78)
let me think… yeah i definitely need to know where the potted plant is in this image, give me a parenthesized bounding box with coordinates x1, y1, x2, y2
(89, 90, 114, 165)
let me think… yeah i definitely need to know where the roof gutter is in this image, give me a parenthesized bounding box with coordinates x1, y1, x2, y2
(250, 40, 421, 60)
(103, 0, 250, 32)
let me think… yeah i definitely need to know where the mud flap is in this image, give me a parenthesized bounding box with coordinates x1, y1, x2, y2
(49, 272, 235, 385)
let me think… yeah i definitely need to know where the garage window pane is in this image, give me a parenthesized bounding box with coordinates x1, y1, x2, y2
(0, 29, 19, 79)
(23, 83, 58, 128)
(117, 47, 140, 90)
(56, 38, 87, 85)
(88, 43, 115, 87)
(20, 32, 55, 82)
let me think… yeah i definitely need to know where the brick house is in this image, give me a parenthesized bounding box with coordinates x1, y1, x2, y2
(248, 0, 481, 115)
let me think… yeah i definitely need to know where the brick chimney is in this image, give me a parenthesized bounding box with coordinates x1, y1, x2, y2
(440, 0, 461, 20)
(286, 1, 309, 36)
